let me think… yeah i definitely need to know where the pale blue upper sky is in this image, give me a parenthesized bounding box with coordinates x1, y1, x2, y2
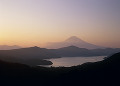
(0, 0, 120, 47)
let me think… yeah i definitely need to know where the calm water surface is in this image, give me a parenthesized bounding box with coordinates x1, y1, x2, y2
(41, 56, 106, 67)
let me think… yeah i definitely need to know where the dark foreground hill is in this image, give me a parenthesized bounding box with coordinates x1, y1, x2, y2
(0, 55, 53, 66)
(0, 52, 120, 86)
(0, 46, 57, 66)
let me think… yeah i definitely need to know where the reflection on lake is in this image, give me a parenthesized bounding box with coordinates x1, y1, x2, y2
(42, 56, 106, 67)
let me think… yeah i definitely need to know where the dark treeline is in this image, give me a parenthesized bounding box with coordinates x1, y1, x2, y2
(0, 52, 120, 86)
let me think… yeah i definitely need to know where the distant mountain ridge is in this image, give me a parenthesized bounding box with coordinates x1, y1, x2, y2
(0, 46, 120, 67)
(45, 36, 105, 49)
(0, 45, 21, 50)
(50, 46, 120, 57)
(0, 46, 59, 59)
(0, 46, 120, 60)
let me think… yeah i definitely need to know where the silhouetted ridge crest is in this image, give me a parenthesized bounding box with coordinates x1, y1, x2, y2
(104, 52, 120, 63)
(59, 45, 81, 49)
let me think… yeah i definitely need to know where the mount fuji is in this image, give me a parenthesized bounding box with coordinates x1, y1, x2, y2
(45, 36, 105, 49)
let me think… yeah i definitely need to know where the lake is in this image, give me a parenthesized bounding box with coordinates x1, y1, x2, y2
(41, 56, 106, 67)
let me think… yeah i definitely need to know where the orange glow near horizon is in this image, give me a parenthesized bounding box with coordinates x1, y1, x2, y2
(0, 0, 120, 48)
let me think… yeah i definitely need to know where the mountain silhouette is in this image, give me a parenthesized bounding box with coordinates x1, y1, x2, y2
(0, 46, 59, 59)
(51, 46, 120, 57)
(51, 45, 91, 57)
(45, 36, 105, 49)
(0, 46, 58, 66)
(0, 45, 21, 50)
(0, 46, 120, 61)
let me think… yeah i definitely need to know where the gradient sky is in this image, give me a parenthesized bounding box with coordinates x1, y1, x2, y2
(0, 0, 120, 48)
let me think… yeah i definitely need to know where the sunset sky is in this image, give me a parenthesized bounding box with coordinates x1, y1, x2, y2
(0, 0, 120, 48)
